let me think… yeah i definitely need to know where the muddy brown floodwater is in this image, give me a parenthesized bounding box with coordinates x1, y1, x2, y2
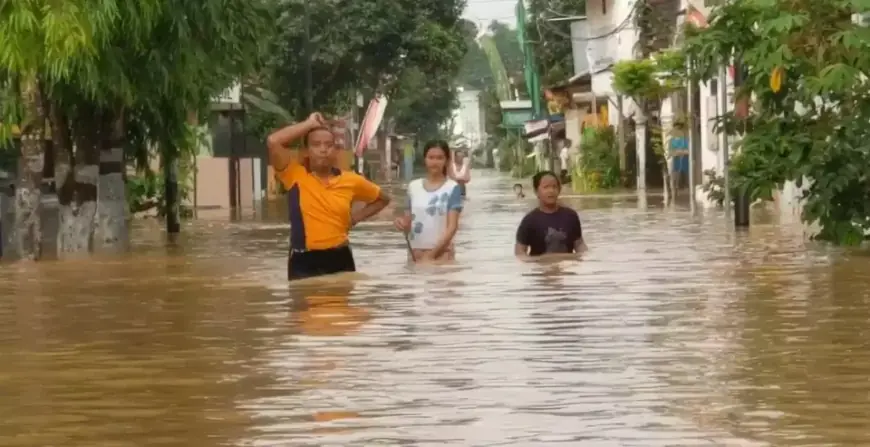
(1, 170, 870, 446)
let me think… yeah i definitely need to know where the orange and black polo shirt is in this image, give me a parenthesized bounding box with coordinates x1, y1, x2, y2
(276, 160, 381, 252)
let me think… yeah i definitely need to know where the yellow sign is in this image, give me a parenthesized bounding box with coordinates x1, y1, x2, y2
(770, 66, 784, 93)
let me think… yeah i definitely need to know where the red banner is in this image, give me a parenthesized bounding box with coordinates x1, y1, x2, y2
(354, 96, 388, 157)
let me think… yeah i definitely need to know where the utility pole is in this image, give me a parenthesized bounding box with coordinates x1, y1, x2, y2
(303, 0, 313, 113)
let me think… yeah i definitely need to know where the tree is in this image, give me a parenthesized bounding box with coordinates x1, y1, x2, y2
(610, 0, 682, 199)
(257, 0, 466, 124)
(248, 0, 466, 170)
(0, 0, 271, 259)
(488, 21, 526, 96)
(612, 50, 687, 204)
(683, 0, 870, 244)
(389, 67, 458, 143)
(0, 2, 111, 260)
(525, 0, 586, 86)
(457, 20, 493, 90)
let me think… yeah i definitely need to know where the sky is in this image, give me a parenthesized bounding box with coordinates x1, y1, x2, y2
(463, 0, 517, 29)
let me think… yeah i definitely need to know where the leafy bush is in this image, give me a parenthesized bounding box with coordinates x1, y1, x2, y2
(496, 133, 535, 177)
(682, 0, 870, 244)
(573, 126, 620, 192)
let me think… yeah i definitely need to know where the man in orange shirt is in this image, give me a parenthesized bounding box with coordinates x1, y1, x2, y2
(267, 113, 391, 281)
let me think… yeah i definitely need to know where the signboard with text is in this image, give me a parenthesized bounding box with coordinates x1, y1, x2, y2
(502, 109, 534, 128)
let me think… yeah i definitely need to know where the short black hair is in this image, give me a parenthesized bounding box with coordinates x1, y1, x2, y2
(303, 126, 334, 147)
(513, 183, 523, 189)
(532, 170, 561, 190)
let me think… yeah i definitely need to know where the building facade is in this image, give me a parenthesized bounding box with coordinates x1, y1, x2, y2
(580, 0, 736, 201)
(452, 88, 486, 153)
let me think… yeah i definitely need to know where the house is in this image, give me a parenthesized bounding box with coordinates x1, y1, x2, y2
(451, 88, 487, 154)
(583, 0, 741, 196)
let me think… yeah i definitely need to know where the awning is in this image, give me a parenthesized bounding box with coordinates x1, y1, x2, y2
(523, 119, 567, 142)
(523, 119, 548, 137)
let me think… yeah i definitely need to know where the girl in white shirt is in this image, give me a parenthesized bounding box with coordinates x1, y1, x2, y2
(394, 140, 463, 263)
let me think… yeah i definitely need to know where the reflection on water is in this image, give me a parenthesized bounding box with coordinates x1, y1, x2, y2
(1, 170, 869, 446)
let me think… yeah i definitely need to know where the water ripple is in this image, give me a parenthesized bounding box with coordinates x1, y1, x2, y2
(0, 170, 867, 446)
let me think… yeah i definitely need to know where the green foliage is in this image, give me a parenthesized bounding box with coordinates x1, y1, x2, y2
(488, 21, 525, 87)
(126, 125, 199, 217)
(390, 67, 458, 141)
(0, 0, 272, 180)
(526, 0, 586, 86)
(481, 86, 505, 142)
(479, 35, 510, 100)
(612, 59, 660, 103)
(612, 49, 687, 105)
(257, 0, 466, 126)
(126, 168, 194, 218)
(701, 168, 725, 207)
(126, 170, 160, 213)
(683, 0, 870, 244)
(495, 133, 534, 177)
(457, 20, 493, 90)
(574, 126, 620, 192)
(0, 141, 15, 174)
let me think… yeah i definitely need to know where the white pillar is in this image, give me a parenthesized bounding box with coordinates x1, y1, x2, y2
(253, 158, 263, 200)
(636, 114, 647, 193)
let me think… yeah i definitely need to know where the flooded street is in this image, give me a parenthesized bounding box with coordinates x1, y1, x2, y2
(2, 169, 870, 446)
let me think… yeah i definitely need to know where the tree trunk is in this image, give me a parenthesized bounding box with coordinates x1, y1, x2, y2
(94, 110, 128, 252)
(617, 95, 627, 181)
(14, 79, 47, 261)
(662, 165, 672, 206)
(52, 104, 74, 259)
(57, 107, 101, 257)
(163, 146, 181, 234)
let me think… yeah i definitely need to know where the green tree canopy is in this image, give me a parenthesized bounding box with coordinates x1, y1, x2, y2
(0, 0, 273, 258)
(456, 19, 493, 90)
(488, 20, 525, 94)
(684, 0, 870, 244)
(256, 0, 466, 124)
(526, 0, 586, 86)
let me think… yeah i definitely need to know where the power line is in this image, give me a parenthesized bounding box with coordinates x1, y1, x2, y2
(464, 15, 517, 22)
(535, 0, 641, 42)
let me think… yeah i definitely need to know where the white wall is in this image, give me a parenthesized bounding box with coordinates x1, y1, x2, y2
(570, 20, 590, 75)
(585, 0, 641, 128)
(452, 89, 485, 149)
(683, 0, 738, 207)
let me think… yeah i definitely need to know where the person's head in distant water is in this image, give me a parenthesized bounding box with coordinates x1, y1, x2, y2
(303, 113, 337, 174)
(532, 170, 561, 208)
(513, 183, 525, 199)
(422, 140, 451, 177)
